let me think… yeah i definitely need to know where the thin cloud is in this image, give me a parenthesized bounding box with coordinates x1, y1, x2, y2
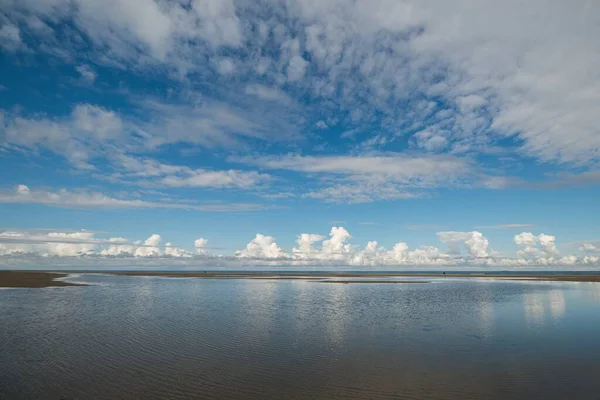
(0, 185, 267, 212)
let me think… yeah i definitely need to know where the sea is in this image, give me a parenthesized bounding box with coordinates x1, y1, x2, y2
(2, 273, 600, 399)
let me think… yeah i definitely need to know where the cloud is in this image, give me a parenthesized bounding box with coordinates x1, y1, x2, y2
(3, 0, 599, 169)
(234, 154, 469, 177)
(235, 234, 289, 259)
(579, 243, 600, 253)
(0, 230, 185, 258)
(437, 231, 491, 258)
(75, 64, 97, 83)
(233, 153, 476, 202)
(0, 100, 297, 169)
(194, 238, 209, 255)
(305, 182, 418, 204)
(0, 230, 211, 259)
(0, 23, 24, 52)
(292, 233, 325, 259)
(0, 184, 267, 212)
(1, 104, 124, 169)
(244, 84, 292, 103)
(514, 232, 560, 263)
(350, 241, 451, 266)
(217, 58, 235, 75)
(0, 230, 98, 256)
(1, 226, 598, 267)
(105, 155, 271, 190)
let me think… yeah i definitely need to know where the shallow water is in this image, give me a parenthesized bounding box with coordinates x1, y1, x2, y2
(2, 275, 600, 399)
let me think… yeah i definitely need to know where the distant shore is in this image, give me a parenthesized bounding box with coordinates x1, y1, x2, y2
(108, 271, 600, 282)
(2, 270, 600, 288)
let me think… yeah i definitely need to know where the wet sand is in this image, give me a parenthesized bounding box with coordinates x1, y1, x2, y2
(0, 271, 82, 288)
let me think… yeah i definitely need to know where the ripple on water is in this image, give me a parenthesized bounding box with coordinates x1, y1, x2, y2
(1, 276, 600, 399)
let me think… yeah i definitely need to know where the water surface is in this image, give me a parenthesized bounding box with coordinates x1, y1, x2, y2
(2, 275, 600, 399)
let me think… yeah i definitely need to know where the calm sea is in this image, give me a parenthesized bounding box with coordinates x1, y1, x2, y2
(2, 274, 600, 399)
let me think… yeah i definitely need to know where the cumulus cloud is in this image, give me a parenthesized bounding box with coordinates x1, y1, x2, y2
(292, 233, 325, 259)
(0, 230, 206, 259)
(0, 184, 266, 212)
(514, 232, 560, 263)
(437, 231, 491, 258)
(194, 238, 209, 255)
(235, 234, 289, 259)
(0, 231, 98, 257)
(1, 227, 598, 267)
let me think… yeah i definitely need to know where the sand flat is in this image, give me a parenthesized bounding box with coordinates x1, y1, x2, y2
(0, 271, 82, 288)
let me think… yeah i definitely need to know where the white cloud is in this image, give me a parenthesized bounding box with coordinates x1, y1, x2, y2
(1, 104, 124, 169)
(320, 227, 353, 260)
(235, 234, 289, 259)
(217, 58, 235, 75)
(292, 233, 325, 259)
(76, 64, 97, 83)
(158, 170, 269, 189)
(4, 0, 599, 168)
(316, 120, 328, 129)
(233, 153, 475, 202)
(0, 23, 24, 51)
(106, 155, 270, 190)
(0, 101, 296, 170)
(194, 238, 209, 255)
(437, 231, 491, 258)
(0, 230, 207, 259)
(579, 243, 600, 253)
(0, 230, 98, 256)
(305, 182, 417, 204)
(514, 232, 560, 262)
(1, 226, 598, 267)
(286, 55, 308, 82)
(412, 130, 449, 152)
(234, 154, 469, 177)
(350, 241, 451, 266)
(0, 184, 266, 212)
(244, 84, 292, 103)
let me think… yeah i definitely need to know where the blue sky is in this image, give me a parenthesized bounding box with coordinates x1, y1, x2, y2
(1, 0, 599, 268)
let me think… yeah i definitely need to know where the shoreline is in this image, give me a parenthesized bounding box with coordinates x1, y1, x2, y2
(2, 270, 600, 287)
(108, 271, 600, 282)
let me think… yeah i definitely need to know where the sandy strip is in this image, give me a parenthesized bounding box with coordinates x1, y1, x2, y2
(0, 271, 84, 288)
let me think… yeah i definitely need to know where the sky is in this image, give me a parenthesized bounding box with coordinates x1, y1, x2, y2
(1, 0, 599, 269)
